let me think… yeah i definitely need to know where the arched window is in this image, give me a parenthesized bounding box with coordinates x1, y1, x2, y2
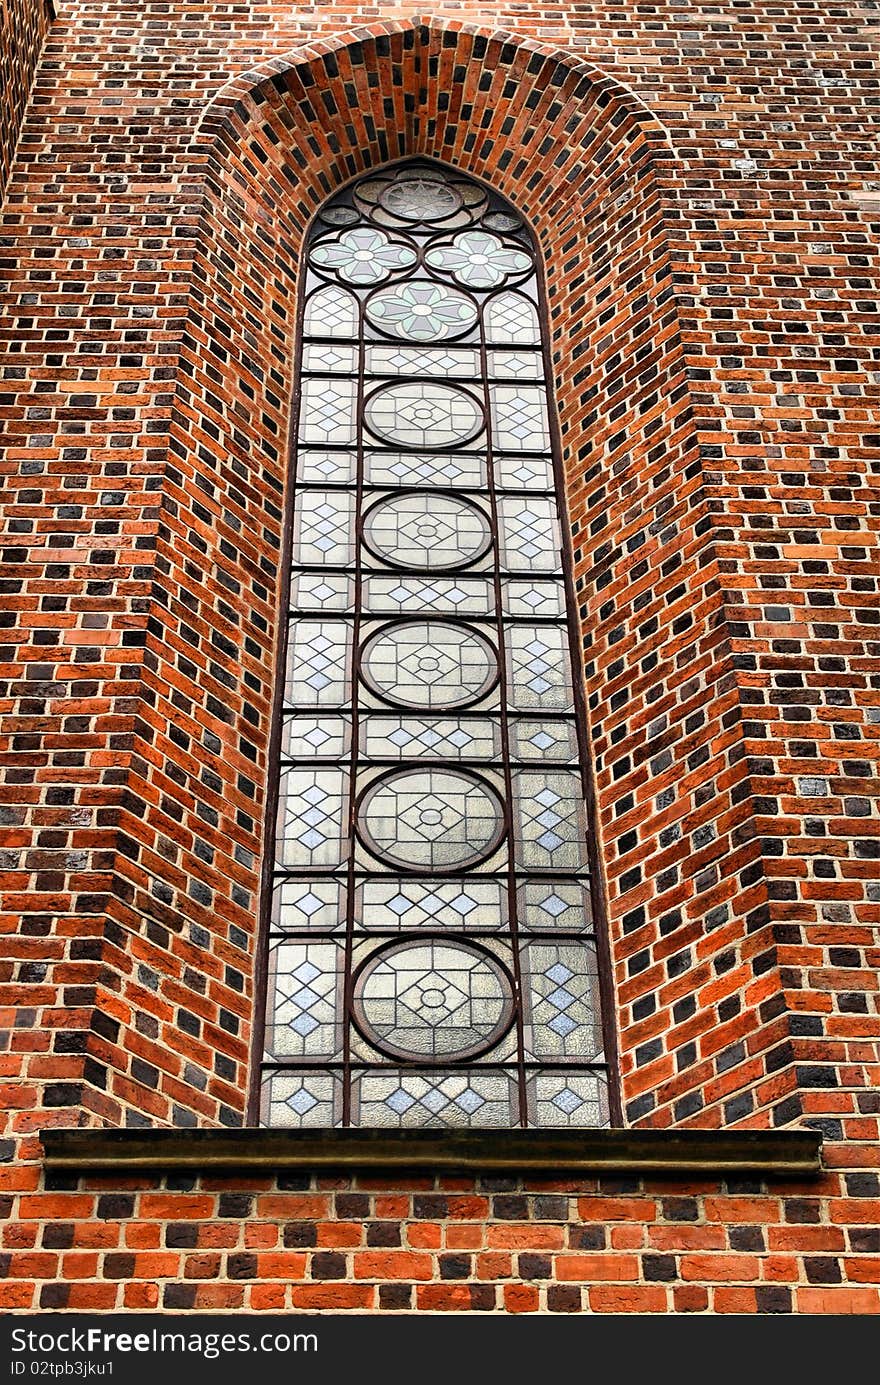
(258, 161, 611, 1129)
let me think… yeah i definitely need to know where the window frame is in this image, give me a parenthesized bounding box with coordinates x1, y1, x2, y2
(247, 157, 622, 1131)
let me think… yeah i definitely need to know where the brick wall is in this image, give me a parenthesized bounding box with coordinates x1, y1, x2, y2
(0, 0, 52, 196)
(0, 3, 877, 1313)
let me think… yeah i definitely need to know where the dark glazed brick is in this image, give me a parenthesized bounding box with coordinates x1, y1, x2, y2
(163, 1285, 197, 1309)
(439, 1254, 472, 1280)
(379, 1283, 412, 1310)
(756, 1287, 793, 1314)
(547, 1285, 582, 1312)
(226, 1253, 258, 1280)
(311, 1252, 347, 1280)
(492, 1196, 529, 1220)
(569, 1226, 607, 1251)
(643, 1254, 677, 1282)
(284, 1223, 317, 1249)
(366, 1222, 401, 1248)
(218, 1194, 252, 1218)
(518, 1254, 552, 1280)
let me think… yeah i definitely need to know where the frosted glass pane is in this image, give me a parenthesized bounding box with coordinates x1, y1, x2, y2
(360, 620, 497, 710)
(522, 941, 602, 1061)
(505, 625, 574, 712)
(303, 285, 357, 338)
(276, 768, 348, 869)
(353, 1070, 516, 1127)
(264, 940, 343, 1060)
(358, 878, 507, 931)
(298, 377, 357, 445)
(283, 620, 351, 708)
(359, 768, 504, 871)
(512, 771, 589, 871)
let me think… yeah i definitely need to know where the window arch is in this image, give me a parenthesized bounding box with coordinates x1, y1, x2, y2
(258, 160, 611, 1129)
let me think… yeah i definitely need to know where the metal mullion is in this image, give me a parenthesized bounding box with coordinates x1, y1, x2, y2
(269, 930, 599, 945)
(479, 298, 531, 1131)
(270, 866, 594, 883)
(339, 293, 370, 1128)
(261, 1060, 610, 1073)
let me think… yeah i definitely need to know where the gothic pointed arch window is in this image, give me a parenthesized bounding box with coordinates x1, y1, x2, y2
(258, 160, 611, 1129)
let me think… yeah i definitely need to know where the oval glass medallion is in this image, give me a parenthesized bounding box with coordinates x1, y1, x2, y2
(360, 620, 497, 710)
(364, 381, 483, 449)
(357, 768, 505, 870)
(362, 492, 491, 571)
(354, 939, 514, 1061)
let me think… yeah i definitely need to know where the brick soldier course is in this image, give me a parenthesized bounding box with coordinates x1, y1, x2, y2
(0, 2, 877, 1313)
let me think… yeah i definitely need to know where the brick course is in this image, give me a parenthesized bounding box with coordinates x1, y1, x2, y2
(0, 1, 877, 1312)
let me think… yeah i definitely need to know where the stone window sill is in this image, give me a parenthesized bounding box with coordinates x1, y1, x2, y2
(41, 1127, 823, 1177)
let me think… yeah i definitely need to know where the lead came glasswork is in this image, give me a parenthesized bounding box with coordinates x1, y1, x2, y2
(364, 381, 483, 448)
(261, 159, 608, 1130)
(353, 940, 514, 1061)
(358, 768, 505, 871)
(362, 493, 491, 571)
(360, 621, 497, 710)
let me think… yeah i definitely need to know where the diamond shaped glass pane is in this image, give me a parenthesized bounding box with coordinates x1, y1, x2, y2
(519, 881, 594, 934)
(260, 1070, 342, 1128)
(512, 771, 589, 871)
(366, 345, 480, 377)
(510, 718, 579, 762)
(498, 496, 561, 572)
(490, 385, 551, 451)
(279, 715, 350, 760)
(362, 716, 499, 760)
(284, 620, 350, 708)
(289, 571, 354, 613)
(522, 942, 602, 1061)
(301, 343, 358, 373)
(265, 940, 343, 1060)
(365, 450, 485, 488)
(358, 878, 507, 932)
(298, 377, 357, 446)
(276, 768, 347, 869)
(291, 490, 354, 567)
(526, 1071, 610, 1129)
(502, 580, 565, 618)
(353, 1070, 516, 1128)
(270, 877, 347, 933)
(505, 625, 574, 712)
(364, 575, 493, 616)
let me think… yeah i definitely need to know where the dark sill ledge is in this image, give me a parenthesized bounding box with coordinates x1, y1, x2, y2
(41, 1127, 823, 1177)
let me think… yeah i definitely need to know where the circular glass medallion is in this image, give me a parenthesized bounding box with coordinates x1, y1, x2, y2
(364, 381, 482, 449)
(354, 939, 514, 1062)
(361, 620, 497, 710)
(358, 768, 505, 870)
(362, 492, 490, 571)
(379, 178, 462, 223)
(366, 281, 477, 342)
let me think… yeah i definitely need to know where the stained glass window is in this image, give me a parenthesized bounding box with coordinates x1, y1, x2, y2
(259, 161, 610, 1130)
